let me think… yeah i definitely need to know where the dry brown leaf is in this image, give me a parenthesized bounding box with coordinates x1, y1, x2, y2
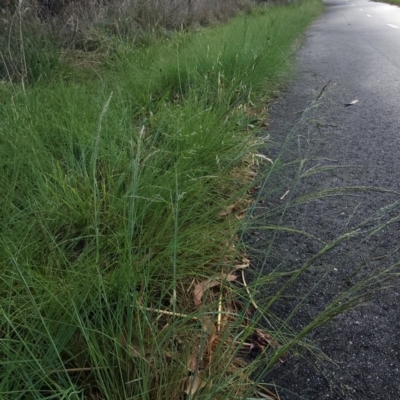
(234, 263, 249, 270)
(203, 316, 217, 334)
(246, 168, 258, 177)
(345, 99, 359, 106)
(236, 211, 247, 220)
(219, 204, 235, 217)
(223, 273, 239, 281)
(193, 273, 237, 306)
(193, 280, 220, 307)
(187, 352, 200, 373)
(203, 316, 217, 340)
(254, 329, 280, 351)
(185, 371, 207, 396)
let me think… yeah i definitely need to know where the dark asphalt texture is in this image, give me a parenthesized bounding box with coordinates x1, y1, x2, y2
(248, 0, 400, 398)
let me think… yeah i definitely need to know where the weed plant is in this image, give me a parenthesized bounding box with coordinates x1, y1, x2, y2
(3, 0, 397, 399)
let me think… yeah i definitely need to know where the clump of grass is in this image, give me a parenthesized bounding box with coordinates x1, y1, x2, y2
(9, 1, 398, 399)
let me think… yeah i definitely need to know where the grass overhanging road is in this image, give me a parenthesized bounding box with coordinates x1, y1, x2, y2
(0, 1, 332, 398)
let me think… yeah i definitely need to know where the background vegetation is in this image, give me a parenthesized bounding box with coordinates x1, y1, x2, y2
(0, 0, 281, 82)
(373, 0, 400, 6)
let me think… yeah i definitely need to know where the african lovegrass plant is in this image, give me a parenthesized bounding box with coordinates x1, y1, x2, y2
(6, 1, 383, 399)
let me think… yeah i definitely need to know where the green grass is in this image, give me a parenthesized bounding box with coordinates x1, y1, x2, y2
(373, 0, 400, 6)
(2, 1, 400, 398)
(5, 0, 397, 398)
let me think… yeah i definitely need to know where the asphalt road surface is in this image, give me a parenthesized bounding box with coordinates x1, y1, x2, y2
(251, 0, 400, 398)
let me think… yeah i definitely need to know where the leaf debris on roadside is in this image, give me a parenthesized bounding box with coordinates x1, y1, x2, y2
(344, 99, 359, 106)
